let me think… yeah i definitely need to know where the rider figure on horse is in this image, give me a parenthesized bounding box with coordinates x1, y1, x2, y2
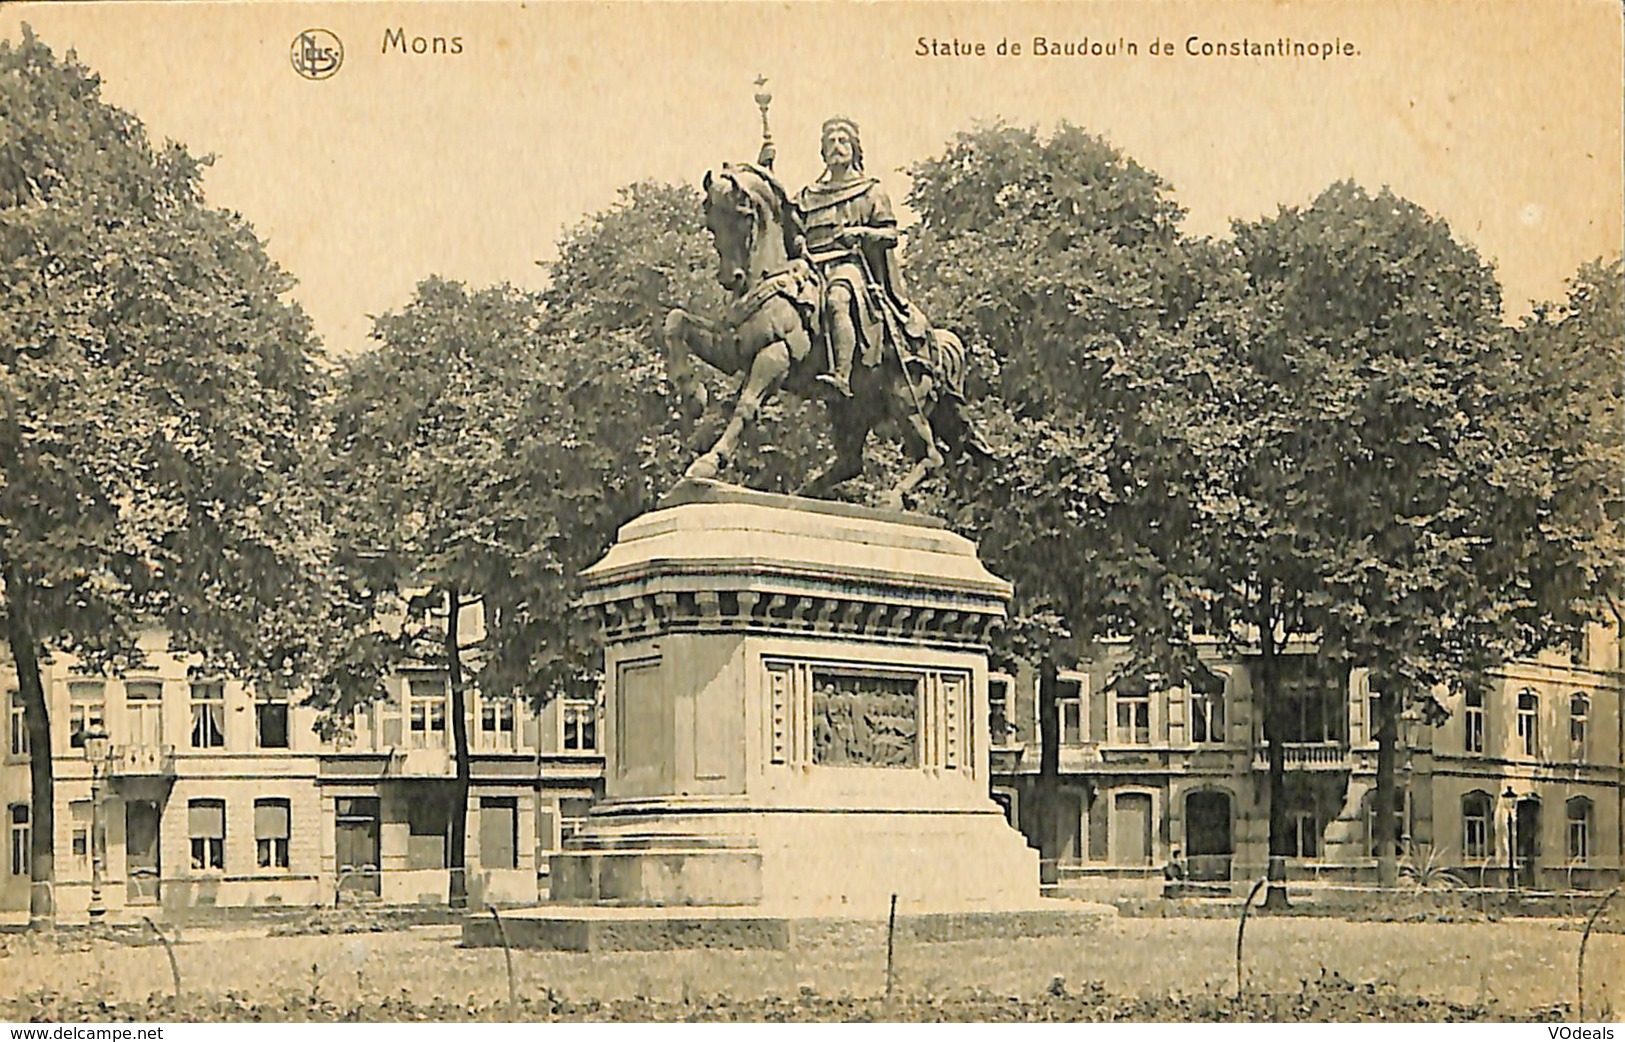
(776, 117, 931, 398)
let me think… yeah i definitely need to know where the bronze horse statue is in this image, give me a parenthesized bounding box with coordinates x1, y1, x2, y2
(662, 162, 990, 508)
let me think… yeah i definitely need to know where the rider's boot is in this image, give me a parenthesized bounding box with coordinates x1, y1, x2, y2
(817, 332, 856, 398)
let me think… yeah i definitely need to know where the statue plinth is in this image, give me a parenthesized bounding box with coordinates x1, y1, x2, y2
(551, 480, 1039, 914)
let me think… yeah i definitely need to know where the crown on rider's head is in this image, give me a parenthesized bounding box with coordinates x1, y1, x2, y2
(821, 116, 860, 139)
(820, 117, 864, 172)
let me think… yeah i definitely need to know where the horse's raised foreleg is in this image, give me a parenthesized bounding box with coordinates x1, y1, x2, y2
(664, 308, 724, 421)
(686, 338, 791, 481)
(881, 373, 945, 511)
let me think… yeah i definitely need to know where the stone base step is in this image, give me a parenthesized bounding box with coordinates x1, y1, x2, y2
(464, 899, 1116, 952)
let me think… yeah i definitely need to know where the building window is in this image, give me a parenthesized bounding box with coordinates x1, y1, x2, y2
(988, 673, 1013, 745)
(9, 804, 27, 876)
(1463, 791, 1493, 860)
(190, 681, 226, 749)
(8, 689, 26, 757)
(68, 681, 106, 749)
(479, 797, 518, 870)
(1516, 690, 1539, 758)
(1464, 689, 1485, 754)
(1569, 693, 1589, 761)
(256, 689, 289, 749)
(406, 794, 451, 870)
(407, 675, 448, 749)
(1190, 688, 1226, 744)
(1113, 682, 1150, 745)
(69, 800, 91, 871)
(1567, 798, 1592, 862)
(124, 680, 164, 747)
(561, 698, 597, 753)
(1058, 673, 1086, 745)
(476, 696, 517, 752)
(188, 799, 226, 871)
(255, 799, 290, 869)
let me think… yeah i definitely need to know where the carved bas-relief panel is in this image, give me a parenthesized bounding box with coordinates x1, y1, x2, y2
(812, 673, 919, 768)
(766, 659, 969, 772)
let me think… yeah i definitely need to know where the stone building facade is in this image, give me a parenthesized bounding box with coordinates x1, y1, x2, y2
(1, 627, 603, 915)
(988, 624, 1624, 894)
(5, 615, 1620, 911)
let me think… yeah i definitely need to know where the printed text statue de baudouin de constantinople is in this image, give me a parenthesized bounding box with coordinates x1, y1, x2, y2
(662, 104, 990, 508)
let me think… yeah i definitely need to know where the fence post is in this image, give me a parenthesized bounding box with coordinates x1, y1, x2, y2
(489, 905, 518, 1015)
(885, 893, 899, 1001)
(142, 916, 182, 998)
(1577, 885, 1620, 1021)
(1236, 877, 1269, 999)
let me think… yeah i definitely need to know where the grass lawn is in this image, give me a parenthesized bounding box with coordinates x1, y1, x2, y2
(2, 914, 1618, 1021)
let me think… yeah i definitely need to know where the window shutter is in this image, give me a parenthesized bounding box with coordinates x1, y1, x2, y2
(1167, 688, 1186, 745)
(189, 800, 225, 838)
(255, 800, 290, 838)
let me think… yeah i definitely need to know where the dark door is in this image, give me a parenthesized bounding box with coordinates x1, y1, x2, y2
(1515, 798, 1540, 887)
(1185, 791, 1233, 881)
(125, 800, 161, 903)
(335, 797, 381, 896)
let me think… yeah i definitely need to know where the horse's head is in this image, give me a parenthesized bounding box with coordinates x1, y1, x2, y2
(702, 163, 793, 295)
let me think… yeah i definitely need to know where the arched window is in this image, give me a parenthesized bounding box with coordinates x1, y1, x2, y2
(1567, 797, 1593, 862)
(1463, 689, 1485, 754)
(1569, 693, 1589, 761)
(1462, 791, 1493, 860)
(1516, 690, 1539, 758)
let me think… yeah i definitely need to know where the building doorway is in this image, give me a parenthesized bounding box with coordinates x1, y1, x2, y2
(1112, 792, 1153, 866)
(125, 800, 161, 904)
(335, 797, 381, 896)
(1185, 790, 1233, 881)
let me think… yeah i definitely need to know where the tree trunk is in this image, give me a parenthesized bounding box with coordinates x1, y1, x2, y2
(445, 587, 472, 909)
(1258, 586, 1291, 910)
(3, 565, 55, 927)
(1034, 658, 1061, 887)
(1373, 681, 1400, 888)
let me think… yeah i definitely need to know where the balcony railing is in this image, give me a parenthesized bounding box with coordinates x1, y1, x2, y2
(1252, 741, 1349, 770)
(109, 744, 176, 776)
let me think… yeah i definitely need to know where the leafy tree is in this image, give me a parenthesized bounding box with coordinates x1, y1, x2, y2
(1230, 189, 1622, 888)
(0, 28, 332, 922)
(327, 277, 552, 907)
(904, 123, 1209, 877)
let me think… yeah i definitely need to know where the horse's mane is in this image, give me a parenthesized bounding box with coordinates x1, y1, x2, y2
(711, 162, 803, 258)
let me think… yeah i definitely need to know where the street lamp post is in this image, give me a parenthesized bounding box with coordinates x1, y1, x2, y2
(1501, 785, 1518, 893)
(84, 728, 110, 923)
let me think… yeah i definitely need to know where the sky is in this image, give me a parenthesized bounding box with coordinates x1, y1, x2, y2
(7, 1, 1622, 356)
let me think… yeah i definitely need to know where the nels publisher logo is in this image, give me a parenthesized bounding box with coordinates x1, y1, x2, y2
(291, 28, 343, 80)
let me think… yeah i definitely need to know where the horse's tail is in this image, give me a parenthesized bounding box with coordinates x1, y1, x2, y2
(906, 329, 997, 463)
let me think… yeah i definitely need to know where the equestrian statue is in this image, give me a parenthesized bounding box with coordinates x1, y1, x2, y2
(662, 90, 991, 509)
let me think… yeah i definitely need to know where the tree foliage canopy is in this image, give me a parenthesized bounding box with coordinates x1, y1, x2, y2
(1, 25, 331, 680)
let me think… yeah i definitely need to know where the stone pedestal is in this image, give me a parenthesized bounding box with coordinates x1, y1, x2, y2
(550, 479, 1039, 915)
